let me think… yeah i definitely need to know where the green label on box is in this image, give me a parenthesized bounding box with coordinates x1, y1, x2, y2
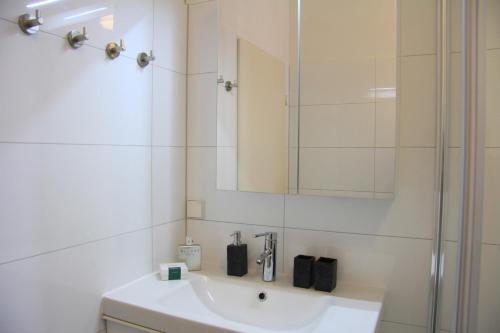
(168, 267, 181, 280)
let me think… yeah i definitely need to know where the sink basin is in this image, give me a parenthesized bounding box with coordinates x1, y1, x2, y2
(102, 271, 384, 333)
(188, 276, 331, 330)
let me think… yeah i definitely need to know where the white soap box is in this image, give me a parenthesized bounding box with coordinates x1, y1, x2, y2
(159, 263, 188, 281)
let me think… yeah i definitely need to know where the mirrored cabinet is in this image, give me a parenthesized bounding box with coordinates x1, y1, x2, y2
(216, 0, 398, 198)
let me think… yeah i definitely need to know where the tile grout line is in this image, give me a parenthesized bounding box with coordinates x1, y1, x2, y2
(187, 0, 215, 6)
(380, 319, 427, 329)
(300, 102, 377, 107)
(187, 71, 217, 76)
(0, 226, 153, 267)
(193, 218, 433, 241)
(0, 141, 186, 148)
(482, 241, 500, 246)
(400, 52, 438, 58)
(445, 239, 500, 247)
(153, 218, 187, 228)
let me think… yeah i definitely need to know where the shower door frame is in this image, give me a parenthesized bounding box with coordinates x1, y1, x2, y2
(430, 0, 487, 332)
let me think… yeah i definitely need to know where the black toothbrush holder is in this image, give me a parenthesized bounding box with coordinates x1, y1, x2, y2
(293, 255, 316, 288)
(314, 257, 337, 292)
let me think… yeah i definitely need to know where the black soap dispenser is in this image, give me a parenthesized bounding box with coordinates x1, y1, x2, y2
(227, 231, 248, 277)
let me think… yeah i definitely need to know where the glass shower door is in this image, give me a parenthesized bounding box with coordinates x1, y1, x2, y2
(473, 0, 500, 331)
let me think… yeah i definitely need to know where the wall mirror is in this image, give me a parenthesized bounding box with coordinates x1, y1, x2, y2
(216, 0, 398, 199)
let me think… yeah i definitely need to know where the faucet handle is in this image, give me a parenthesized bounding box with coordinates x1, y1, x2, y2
(254, 232, 277, 240)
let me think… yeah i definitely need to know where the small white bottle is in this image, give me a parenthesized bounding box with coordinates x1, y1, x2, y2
(178, 236, 201, 271)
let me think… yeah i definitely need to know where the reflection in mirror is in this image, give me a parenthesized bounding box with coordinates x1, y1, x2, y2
(296, 0, 397, 198)
(217, 0, 398, 198)
(217, 0, 291, 194)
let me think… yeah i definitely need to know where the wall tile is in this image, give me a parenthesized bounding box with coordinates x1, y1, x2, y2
(375, 148, 396, 193)
(286, 148, 435, 239)
(284, 228, 432, 326)
(152, 66, 186, 147)
(0, 20, 152, 145)
(376, 58, 397, 102)
(0, 229, 152, 333)
(0, 0, 154, 59)
(0, 143, 151, 264)
(216, 146, 237, 191)
(375, 0, 397, 58)
(188, 0, 217, 74)
(299, 148, 374, 192)
(153, 220, 186, 268)
(187, 147, 284, 227)
(216, 85, 237, 147)
(399, 55, 437, 147)
(477, 243, 500, 332)
(187, 73, 217, 146)
(400, 0, 437, 56)
(486, 49, 500, 147)
(376, 102, 397, 147)
(300, 104, 375, 148)
(152, 147, 186, 226)
(187, 219, 283, 274)
(300, 0, 377, 60)
(487, 0, 500, 50)
(482, 148, 500, 244)
(154, 0, 187, 73)
(300, 58, 375, 105)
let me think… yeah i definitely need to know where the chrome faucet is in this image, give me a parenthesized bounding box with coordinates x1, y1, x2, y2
(255, 232, 277, 282)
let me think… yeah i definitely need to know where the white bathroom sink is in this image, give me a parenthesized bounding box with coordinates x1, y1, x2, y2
(102, 271, 384, 333)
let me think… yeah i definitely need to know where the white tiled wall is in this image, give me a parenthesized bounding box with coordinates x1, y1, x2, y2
(186, 1, 437, 332)
(0, 1, 187, 332)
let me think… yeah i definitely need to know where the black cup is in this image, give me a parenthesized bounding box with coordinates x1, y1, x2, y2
(293, 255, 315, 288)
(314, 257, 337, 292)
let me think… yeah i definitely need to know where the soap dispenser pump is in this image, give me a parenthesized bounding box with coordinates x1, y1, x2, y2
(227, 231, 248, 277)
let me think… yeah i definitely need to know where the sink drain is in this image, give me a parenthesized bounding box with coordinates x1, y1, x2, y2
(258, 291, 267, 302)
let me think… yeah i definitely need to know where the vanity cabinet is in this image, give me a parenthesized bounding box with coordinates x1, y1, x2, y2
(105, 317, 164, 333)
